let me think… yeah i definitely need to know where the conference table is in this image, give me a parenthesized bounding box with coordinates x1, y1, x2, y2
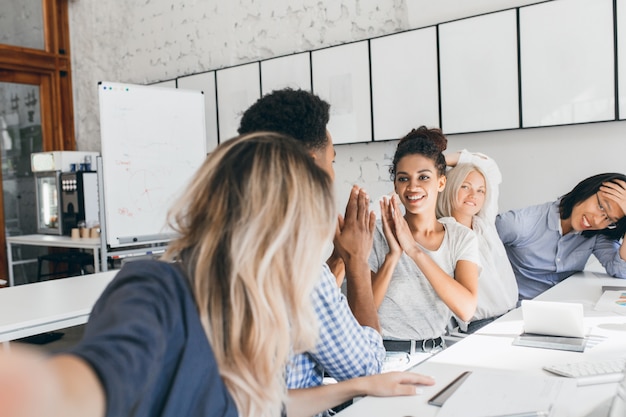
(336, 270, 626, 417)
(0, 266, 624, 415)
(0, 270, 118, 344)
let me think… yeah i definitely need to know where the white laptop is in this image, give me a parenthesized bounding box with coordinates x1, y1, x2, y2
(521, 300, 585, 338)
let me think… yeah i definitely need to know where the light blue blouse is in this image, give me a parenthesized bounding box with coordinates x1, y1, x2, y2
(496, 200, 626, 300)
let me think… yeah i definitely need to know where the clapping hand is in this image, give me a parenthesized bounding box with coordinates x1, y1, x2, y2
(380, 194, 401, 256)
(334, 185, 376, 268)
(380, 193, 421, 258)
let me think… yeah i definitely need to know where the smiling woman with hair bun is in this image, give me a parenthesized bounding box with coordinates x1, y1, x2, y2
(366, 126, 480, 355)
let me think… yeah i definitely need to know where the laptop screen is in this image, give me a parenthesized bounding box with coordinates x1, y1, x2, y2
(521, 300, 585, 338)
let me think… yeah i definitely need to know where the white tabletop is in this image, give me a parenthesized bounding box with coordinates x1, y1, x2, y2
(336, 271, 626, 417)
(0, 270, 118, 343)
(6, 234, 105, 286)
(6, 234, 101, 249)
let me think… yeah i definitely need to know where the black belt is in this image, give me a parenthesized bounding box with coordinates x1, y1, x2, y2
(383, 337, 445, 355)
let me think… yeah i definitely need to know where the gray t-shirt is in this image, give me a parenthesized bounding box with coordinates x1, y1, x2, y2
(369, 217, 480, 340)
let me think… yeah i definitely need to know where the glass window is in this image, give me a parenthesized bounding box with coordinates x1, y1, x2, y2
(0, 0, 45, 50)
(0, 82, 43, 179)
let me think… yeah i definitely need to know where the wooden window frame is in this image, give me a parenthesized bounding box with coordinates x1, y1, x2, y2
(0, 0, 75, 151)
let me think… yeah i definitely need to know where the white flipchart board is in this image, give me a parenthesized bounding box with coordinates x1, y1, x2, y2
(98, 81, 207, 247)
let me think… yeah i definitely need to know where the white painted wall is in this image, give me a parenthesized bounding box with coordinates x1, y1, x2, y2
(68, 0, 625, 215)
(336, 121, 626, 216)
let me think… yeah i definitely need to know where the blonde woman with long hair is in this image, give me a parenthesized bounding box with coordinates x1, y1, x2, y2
(436, 150, 517, 334)
(0, 132, 433, 417)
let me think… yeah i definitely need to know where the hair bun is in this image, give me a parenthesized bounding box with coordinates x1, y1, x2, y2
(399, 126, 447, 152)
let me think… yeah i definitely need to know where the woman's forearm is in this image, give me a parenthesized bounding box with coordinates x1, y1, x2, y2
(286, 379, 365, 417)
(371, 254, 400, 308)
(286, 372, 435, 417)
(0, 350, 104, 417)
(409, 252, 478, 321)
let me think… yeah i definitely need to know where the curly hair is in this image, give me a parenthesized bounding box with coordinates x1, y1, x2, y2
(390, 126, 448, 180)
(238, 88, 330, 151)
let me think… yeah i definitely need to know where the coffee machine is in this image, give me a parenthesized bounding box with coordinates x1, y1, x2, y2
(59, 170, 99, 235)
(31, 151, 100, 235)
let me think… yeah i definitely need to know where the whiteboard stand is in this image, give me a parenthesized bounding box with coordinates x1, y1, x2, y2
(97, 156, 108, 272)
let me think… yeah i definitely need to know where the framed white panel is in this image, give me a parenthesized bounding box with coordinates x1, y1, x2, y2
(618, 0, 626, 119)
(370, 27, 439, 141)
(98, 82, 206, 247)
(312, 41, 372, 144)
(261, 52, 311, 94)
(439, 9, 519, 134)
(520, 0, 615, 127)
(177, 71, 219, 152)
(216, 63, 261, 141)
(150, 80, 176, 88)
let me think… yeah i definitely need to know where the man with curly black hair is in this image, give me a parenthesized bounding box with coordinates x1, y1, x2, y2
(238, 88, 330, 151)
(239, 88, 385, 398)
(239, 88, 335, 180)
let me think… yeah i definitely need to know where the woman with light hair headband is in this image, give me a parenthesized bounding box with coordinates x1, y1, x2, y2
(437, 150, 518, 334)
(0, 132, 433, 417)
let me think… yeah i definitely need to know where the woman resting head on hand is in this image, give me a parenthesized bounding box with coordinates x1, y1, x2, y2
(496, 172, 626, 300)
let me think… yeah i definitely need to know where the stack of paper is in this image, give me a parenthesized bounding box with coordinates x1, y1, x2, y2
(594, 290, 626, 316)
(434, 369, 577, 417)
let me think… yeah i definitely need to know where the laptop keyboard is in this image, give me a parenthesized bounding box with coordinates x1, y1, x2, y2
(544, 358, 626, 386)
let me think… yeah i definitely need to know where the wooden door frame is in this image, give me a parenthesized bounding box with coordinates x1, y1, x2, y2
(0, 0, 75, 285)
(0, 71, 55, 286)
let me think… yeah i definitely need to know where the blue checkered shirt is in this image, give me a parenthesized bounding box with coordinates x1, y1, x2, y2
(286, 263, 385, 389)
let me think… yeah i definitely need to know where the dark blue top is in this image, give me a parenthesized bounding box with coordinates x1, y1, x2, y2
(67, 260, 238, 417)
